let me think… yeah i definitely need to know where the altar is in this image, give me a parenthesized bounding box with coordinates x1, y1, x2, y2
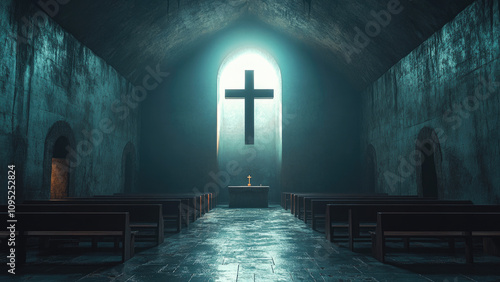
(228, 186, 269, 208)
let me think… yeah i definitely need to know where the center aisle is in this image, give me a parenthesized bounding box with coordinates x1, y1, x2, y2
(86, 206, 457, 281)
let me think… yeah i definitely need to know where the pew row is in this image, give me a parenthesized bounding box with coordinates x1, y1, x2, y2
(5, 204, 164, 245)
(287, 193, 388, 216)
(94, 195, 197, 225)
(0, 212, 134, 263)
(25, 199, 182, 232)
(325, 203, 500, 251)
(281, 192, 292, 210)
(371, 212, 500, 263)
(110, 192, 214, 220)
(316, 199, 473, 233)
(304, 195, 429, 222)
(297, 193, 396, 219)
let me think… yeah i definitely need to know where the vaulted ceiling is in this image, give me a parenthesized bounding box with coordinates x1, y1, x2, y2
(39, 0, 475, 90)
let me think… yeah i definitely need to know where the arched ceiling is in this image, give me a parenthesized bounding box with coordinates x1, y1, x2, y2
(39, 0, 475, 89)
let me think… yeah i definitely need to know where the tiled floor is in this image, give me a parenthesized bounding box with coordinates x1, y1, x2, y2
(4, 205, 500, 281)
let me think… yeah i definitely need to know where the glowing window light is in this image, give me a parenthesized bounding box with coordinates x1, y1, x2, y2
(217, 47, 282, 157)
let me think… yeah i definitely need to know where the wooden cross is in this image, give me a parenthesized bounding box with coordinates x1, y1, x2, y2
(247, 175, 252, 186)
(225, 70, 274, 144)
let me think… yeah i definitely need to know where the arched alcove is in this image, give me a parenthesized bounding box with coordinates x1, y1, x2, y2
(50, 136, 70, 199)
(364, 144, 377, 193)
(121, 142, 136, 193)
(43, 121, 76, 199)
(416, 127, 442, 198)
(217, 47, 282, 203)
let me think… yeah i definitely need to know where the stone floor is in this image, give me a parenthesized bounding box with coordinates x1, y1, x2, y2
(4, 205, 500, 281)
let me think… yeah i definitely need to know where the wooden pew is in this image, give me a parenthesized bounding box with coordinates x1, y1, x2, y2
(0, 212, 134, 263)
(291, 193, 389, 217)
(101, 194, 197, 225)
(323, 201, 474, 243)
(132, 192, 211, 219)
(111, 192, 213, 220)
(8, 204, 164, 245)
(281, 192, 292, 210)
(311, 197, 472, 232)
(302, 195, 415, 222)
(293, 193, 390, 218)
(372, 212, 500, 263)
(25, 199, 183, 232)
(328, 203, 500, 250)
(313, 199, 472, 232)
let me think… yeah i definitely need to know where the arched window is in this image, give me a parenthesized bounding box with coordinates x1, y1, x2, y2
(217, 47, 282, 202)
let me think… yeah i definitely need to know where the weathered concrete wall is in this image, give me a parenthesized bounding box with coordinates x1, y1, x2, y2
(140, 20, 362, 203)
(361, 0, 500, 204)
(0, 0, 140, 203)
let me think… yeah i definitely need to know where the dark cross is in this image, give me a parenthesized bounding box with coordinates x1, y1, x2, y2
(225, 70, 274, 144)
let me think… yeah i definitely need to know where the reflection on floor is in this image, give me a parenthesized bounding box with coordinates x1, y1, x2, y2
(4, 205, 500, 281)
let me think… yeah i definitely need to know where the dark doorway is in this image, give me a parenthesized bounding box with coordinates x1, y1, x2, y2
(122, 142, 136, 193)
(364, 145, 377, 193)
(51, 136, 70, 199)
(124, 152, 133, 193)
(416, 127, 441, 198)
(420, 142, 438, 197)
